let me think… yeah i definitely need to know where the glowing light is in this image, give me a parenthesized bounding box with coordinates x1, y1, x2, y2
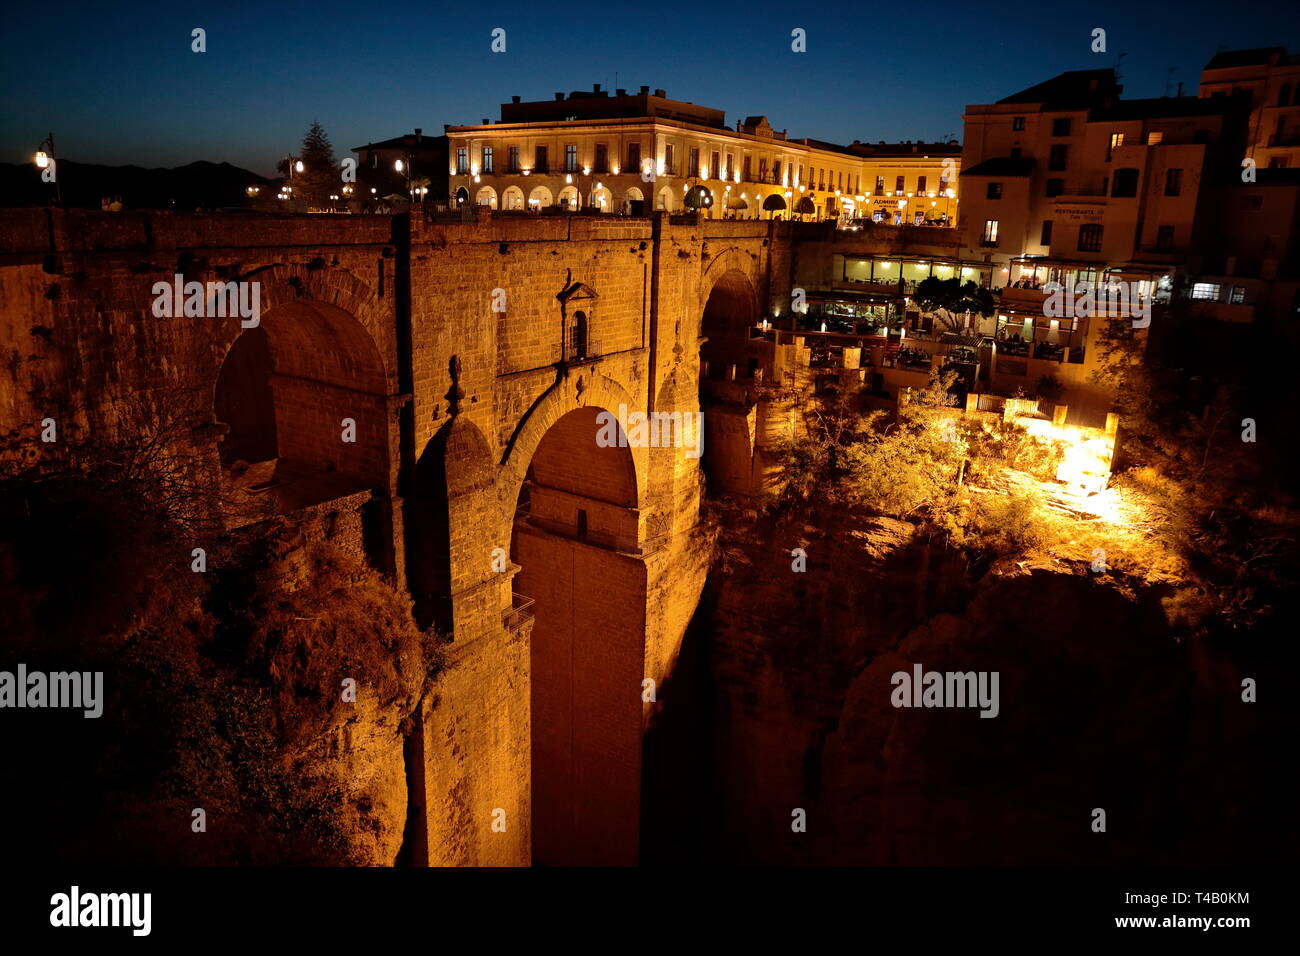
(295, 160, 304, 173)
(34, 151, 49, 168)
(394, 159, 404, 172)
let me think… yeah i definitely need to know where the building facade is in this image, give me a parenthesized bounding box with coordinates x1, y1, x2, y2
(1198, 46, 1300, 170)
(439, 85, 960, 224)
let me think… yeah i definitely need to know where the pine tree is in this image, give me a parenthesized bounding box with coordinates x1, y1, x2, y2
(294, 121, 338, 208)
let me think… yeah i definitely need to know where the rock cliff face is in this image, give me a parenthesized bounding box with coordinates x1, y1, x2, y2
(644, 504, 1268, 866)
(0, 478, 433, 866)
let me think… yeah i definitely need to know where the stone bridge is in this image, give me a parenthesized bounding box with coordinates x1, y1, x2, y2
(0, 207, 788, 865)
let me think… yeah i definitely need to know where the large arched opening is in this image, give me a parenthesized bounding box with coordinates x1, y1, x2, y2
(698, 270, 762, 496)
(214, 299, 389, 519)
(511, 404, 646, 866)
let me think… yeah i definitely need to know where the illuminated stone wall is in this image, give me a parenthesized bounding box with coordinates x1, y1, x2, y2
(0, 207, 774, 866)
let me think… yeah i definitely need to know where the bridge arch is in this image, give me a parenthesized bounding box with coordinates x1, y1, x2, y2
(497, 371, 649, 865)
(407, 416, 494, 632)
(213, 294, 390, 520)
(698, 264, 761, 380)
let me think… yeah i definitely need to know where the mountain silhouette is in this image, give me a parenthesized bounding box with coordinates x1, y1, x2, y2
(0, 159, 277, 210)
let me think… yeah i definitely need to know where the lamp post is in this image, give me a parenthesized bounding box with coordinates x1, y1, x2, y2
(394, 155, 411, 201)
(34, 133, 61, 206)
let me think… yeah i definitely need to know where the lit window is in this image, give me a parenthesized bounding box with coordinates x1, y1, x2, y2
(1191, 283, 1221, 300)
(1230, 286, 1247, 304)
(482, 146, 494, 174)
(455, 148, 468, 174)
(1147, 131, 1164, 146)
(982, 219, 999, 246)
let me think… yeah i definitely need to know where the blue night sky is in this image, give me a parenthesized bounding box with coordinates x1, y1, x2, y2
(3, 0, 1297, 177)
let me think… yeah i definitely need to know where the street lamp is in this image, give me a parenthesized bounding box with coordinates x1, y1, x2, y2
(34, 133, 61, 205)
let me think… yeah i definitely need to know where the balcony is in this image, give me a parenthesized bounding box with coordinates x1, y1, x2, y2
(564, 338, 602, 364)
(503, 592, 535, 633)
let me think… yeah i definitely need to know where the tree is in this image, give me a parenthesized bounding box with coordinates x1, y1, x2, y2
(294, 121, 339, 209)
(913, 277, 996, 344)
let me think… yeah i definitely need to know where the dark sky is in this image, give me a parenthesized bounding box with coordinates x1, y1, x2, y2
(3, 0, 1296, 177)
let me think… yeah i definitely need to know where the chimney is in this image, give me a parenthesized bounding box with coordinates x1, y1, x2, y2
(593, 83, 600, 92)
(654, 89, 666, 98)
(616, 88, 626, 96)
(511, 95, 520, 103)
(481, 118, 489, 125)
(415, 128, 422, 143)
(555, 92, 564, 100)
(640, 85, 650, 94)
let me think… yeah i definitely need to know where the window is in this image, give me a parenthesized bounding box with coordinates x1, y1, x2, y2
(1009, 146, 1022, 158)
(1269, 156, 1290, 169)
(534, 145, 548, 173)
(1077, 224, 1104, 252)
(1108, 132, 1124, 157)
(987, 181, 1003, 199)
(726, 153, 734, 178)
(571, 311, 588, 360)
(688, 147, 699, 177)
(759, 158, 768, 182)
(1049, 144, 1069, 171)
(508, 146, 520, 173)
(1164, 168, 1182, 196)
(1052, 118, 1072, 137)
(981, 219, 999, 246)
(1147, 131, 1164, 146)
(895, 175, 905, 193)
(917, 175, 927, 193)
(711, 151, 720, 179)
(1155, 225, 1174, 251)
(594, 143, 607, 173)
(774, 160, 782, 182)
(743, 155, 752, 181)
(665, 144, 675, 173)
(1040, 220, 1053, 245)
(1230, 286, 1247, 304)
(1111, 168, 1139, 197)
(875, 175, 885, 194)
(1239, 195, 1263, 211)
(627, 142, 641, 173)
(1191, 282, 1220, 300)
(1045, 178, 1065, 197)
(481, 146, 493, 174)
(564, 144, 578, 172)
(455, 147, 468, 174)
(1013, 116, 1026, 131)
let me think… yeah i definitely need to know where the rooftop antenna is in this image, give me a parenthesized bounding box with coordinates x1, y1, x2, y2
(1164, 66, 1177, 97)
(1113, 51, 1128, 85)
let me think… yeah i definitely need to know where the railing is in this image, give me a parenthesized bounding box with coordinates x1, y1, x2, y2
(565, 339, 602, 363)
(503, 592, 535, 632)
